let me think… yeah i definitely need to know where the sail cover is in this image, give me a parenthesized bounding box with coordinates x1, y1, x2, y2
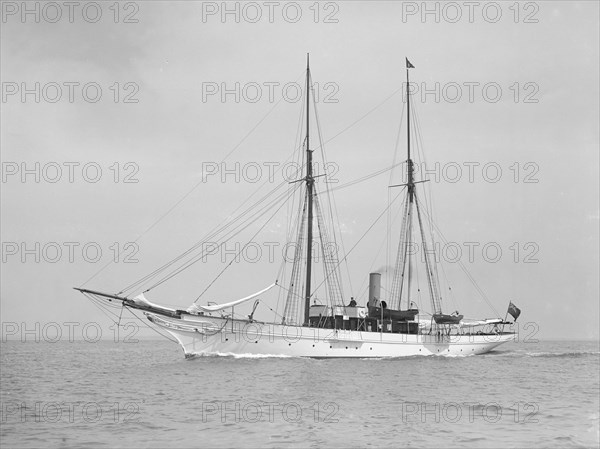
(132, 293, 176, 314)
(459, 318, 503, 327)
(187, 283, 276, 313)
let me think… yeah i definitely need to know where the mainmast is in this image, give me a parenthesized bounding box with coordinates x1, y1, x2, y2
(406, 58, 414, 193)
(405, 57, 415, 310)
(304, 54, 313, 325)
(402, 58, 442, 315)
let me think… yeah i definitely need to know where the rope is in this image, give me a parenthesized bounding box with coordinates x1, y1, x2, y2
(194, 182, 303, 302)
(80, 71, 305, 289)
(307, 186, 404, 301)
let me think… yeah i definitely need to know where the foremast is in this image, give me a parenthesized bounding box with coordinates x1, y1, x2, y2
(282, 54, 344, 326)
(304, 54, 314, 325)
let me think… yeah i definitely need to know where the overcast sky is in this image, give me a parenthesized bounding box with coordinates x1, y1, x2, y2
(1, 1, 598, 340)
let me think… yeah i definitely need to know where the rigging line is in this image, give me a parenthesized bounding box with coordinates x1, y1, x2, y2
(285, 133, 306, 248)
(278, 274, 310, 309)
(84, 77, 393, 292)
(125, 308, 179, 343)
(326, 161, 405, 193)
(437, 249, 460, 312)
(311, 86, 403, 153)
(194, 182, 303, 302)
(124, 195, 286, 295)
(286, 134, 307, 245)
(283, 190, 308, 324)
(88, 297, 123, 313)
(279, 168, 306, 323)
(83, 291, 123, 309)
(122, 173, 301, 294)
(380, 284, 393, 294)
(274, 255, 289, 323)
(284, 93, 307, 265)
(119, 145, 311, 293)
(275, 253, 288, 285)
(170, 182, 295, 261)
(263, 298, 286, 321)
(356, 284, 369, 303)
(88, 293, 176, 343)
(312, 95, 354, 298)
(411, 102, 433, 230)
(148, 181, 303, 294)
(117, 302, 124, 326)
(411, 101, 438, 260)
(357, 188, 407, 303)
(103, 92, 400, 294)
(409, 99, 446, 313)
(285, 279, 311, 318)
(127, 104, 310, 294)
(85, 294, 123, 322)
(414, 194, 441, 314)
(282, 160, 306, 270)
(80, 71, 306, 290)
(387, 99, 406, 299)
(390, 192, 412, 310)
(413, 248, 423, 310)
(389, 97, 407, 186)
(213, 144, 306, 228)
(418, 204, 500, 317)
(142, 197, 295, 296)
(308, 185, 405, 301)
(313, 192, 345, 305)
(122, 164, 298, 288)
(205, 111, 307, 245)
(214, 79, 311, 225)
(411, 101, 453, 315)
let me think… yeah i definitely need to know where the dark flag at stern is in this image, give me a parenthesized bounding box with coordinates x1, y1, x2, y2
(507, 301, 522, 321)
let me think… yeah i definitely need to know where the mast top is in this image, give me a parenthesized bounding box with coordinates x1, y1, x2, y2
(406, 57, 414, 195)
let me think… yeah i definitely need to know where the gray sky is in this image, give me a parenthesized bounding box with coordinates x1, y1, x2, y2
(1, 1, 598, 340)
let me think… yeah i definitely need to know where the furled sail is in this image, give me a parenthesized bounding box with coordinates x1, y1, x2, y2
(187, 283, 276, 313)
(460, 318, 503, 327)
(132, 293, 176, 314)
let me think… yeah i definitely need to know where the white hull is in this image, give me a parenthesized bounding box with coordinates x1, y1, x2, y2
(147, 313, 514, 358)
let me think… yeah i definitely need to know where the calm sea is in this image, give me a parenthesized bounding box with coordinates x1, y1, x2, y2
(1, 339, 598, 448)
